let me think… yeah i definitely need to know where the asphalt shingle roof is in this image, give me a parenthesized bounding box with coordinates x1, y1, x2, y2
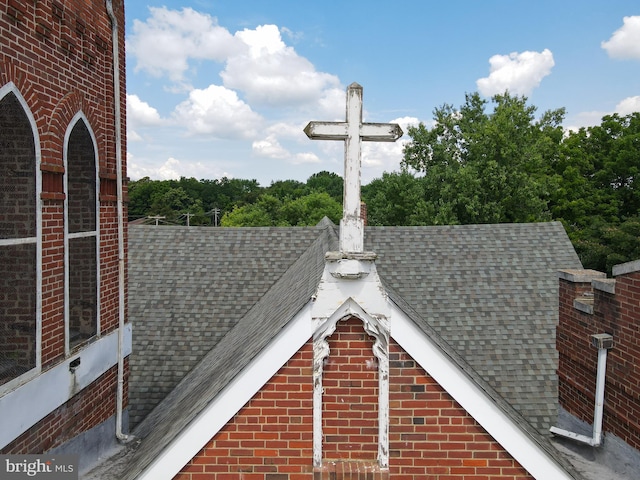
(128, 224, 330, 426)
(366, 222, 581, 433)
(95, 220, 584, 479)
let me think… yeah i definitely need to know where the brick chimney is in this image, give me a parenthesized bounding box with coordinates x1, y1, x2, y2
(360, 201, 367, 226)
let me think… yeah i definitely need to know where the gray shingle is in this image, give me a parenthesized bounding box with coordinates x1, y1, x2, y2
(128, 225, 329, 426)
(101, 220, 583, 480)
(366, 222, 581, 433)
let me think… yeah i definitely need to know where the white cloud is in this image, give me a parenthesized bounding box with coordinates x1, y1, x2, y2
(221, 24, 341, 107)
(360, 116, 417, 173)
(615, 96, 640, 115)
(173, 85, 264, 139)
(602, 16, 640, 60)
(252, 128, 322, 165)
(252, 134, 290, 159)
(127, 94, 163, 126)
(128, 130, 143, 143)
(476, 49, 555, 97)
(127, 94, 164, 143)
(127, 7, 240, 82)
(315, 87, 347, 120)
(293, 152, 321, 164)
(391, 116, 421, 135)
(128, 155, 231, 182)
(565, 96, 640, 132)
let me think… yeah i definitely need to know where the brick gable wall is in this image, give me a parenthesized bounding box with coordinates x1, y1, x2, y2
(175, 318, 533, 479)
(558, 265, 640, 450)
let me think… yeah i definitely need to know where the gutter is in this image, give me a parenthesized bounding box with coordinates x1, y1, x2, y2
(551, 333, 614, 447)
(105, 0, 130, 443)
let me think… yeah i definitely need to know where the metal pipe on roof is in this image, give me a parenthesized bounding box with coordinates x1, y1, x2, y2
(550, 333, 613, 447)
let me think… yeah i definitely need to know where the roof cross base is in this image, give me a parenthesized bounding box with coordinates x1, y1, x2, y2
(340, 216, 364, 253)
(325, 250, 378, 280)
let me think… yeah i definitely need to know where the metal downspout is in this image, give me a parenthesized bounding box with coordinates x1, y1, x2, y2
(550, 333, 613, 447)
(105, 0, 129, 443)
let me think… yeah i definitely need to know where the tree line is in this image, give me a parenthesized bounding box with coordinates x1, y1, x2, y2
(128, 92, 639, 273)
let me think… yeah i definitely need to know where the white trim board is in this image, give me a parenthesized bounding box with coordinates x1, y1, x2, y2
(136, 292, 576, 480)
(137, 304, 313, 480)
(0, 324, 132, 449)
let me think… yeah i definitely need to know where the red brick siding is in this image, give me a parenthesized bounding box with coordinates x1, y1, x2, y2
(389, 342, 533, 479)
(1, 0, 127, 450)
(176, 342, 314, 480)
(558, 270, 640, 450)
(323, 317, 378, 461)
(175, 319, 533, 479)
(41, 200, 66, 368)
(0, 360, 129, 454)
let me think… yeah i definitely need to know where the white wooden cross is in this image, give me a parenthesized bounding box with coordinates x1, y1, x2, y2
(304, 82, 403, 253)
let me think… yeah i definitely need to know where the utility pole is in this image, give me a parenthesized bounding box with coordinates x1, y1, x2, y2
(147, 215, 165, 226)
(207, 208, 220, 227)
(184, 212, 194, 226)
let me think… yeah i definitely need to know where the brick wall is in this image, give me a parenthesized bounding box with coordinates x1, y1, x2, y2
(176, 342, 314, 480)
(388, 343, 533, 479)
(1, 0, 127, 452)
(0, 361, 129, 454)
(557, 263, 640, 450)
(175, 318, 533, 479)
(323, 317, 379, 462)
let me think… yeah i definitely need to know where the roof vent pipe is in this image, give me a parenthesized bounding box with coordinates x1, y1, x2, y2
(551, 333, 614, 447)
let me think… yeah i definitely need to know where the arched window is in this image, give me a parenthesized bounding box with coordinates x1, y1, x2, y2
(65, 115, 99, 351)
(0, 85, 40, 386)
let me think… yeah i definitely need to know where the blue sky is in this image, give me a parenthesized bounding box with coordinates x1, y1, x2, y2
(125, 1, 640, 186)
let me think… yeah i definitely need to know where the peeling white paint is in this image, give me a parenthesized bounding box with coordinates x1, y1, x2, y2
(304, 83, 402, 254)
(311, 255, 391, 468)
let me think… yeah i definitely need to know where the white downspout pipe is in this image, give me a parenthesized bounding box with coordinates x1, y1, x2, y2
(105, 0, 130, 443)
(551, 333, 613, 447)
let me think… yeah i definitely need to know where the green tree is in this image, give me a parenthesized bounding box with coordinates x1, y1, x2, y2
(402, 92, 564, 224)
(220, 194, 284, 227)
(551, 112, 640, 272)
(265, 179, 308, 201)
(362, 171, 429, 226)
(280, 192, 342, 226)
(128, 177, 171, 220)
(306, 171, 343, 201)
(148, 186, 207, 224)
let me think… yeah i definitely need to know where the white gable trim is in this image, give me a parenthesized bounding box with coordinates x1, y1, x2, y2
(138, 270, 575, 480)
(137, 303, 313, 480)
(390, 302, 575, 480)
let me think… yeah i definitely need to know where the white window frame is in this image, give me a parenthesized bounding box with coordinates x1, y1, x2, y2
(63, 113, 100, 355)
(0, 82, 43, 395)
